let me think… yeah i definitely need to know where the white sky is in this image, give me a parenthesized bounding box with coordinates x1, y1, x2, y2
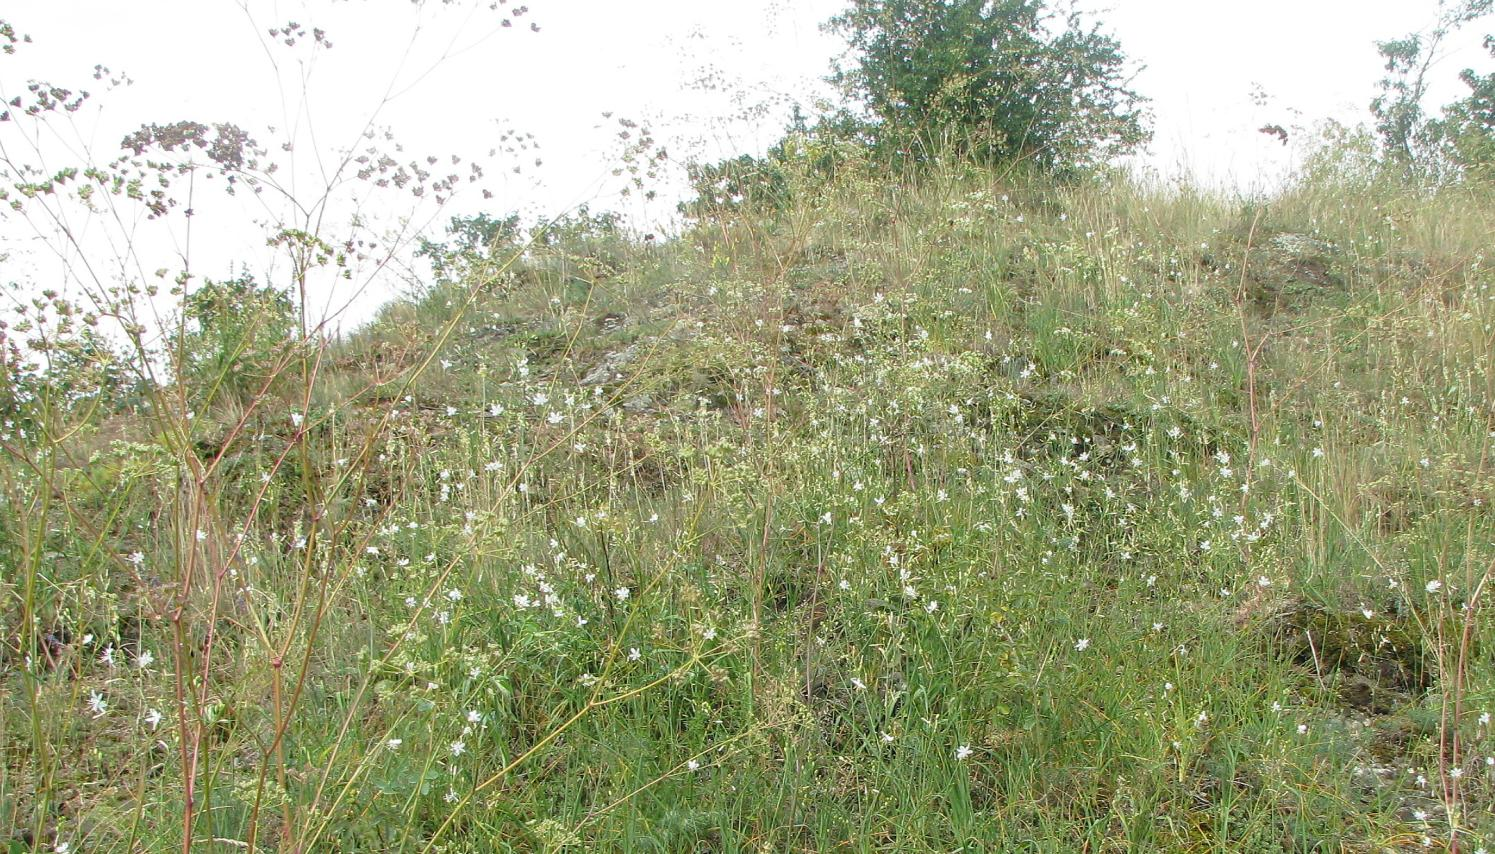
(1, 0, 1490, 329)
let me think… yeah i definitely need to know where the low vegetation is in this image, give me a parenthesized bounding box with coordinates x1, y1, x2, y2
(3, 140, 1494, 851)
(4, 0, 1495, 850)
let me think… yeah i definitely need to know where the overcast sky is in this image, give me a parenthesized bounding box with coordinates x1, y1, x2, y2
(1, 0, 1490, 326)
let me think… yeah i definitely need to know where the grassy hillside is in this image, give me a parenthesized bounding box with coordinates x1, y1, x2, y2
(4, 149, 1494, 851)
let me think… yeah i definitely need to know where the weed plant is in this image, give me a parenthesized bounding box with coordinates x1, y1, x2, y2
(2, 140, 1494, 852)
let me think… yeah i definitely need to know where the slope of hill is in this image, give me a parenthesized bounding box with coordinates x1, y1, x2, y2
(4, 150, 1494, 851)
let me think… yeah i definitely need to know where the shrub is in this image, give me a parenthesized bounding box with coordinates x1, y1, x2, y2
(826, 0, 1150, 171)
(416, 212, 525, 287)
(178, 272, 297, 403)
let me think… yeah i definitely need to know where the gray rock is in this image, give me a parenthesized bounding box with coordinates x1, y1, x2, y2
(621, 393, 654, 413)
(581, 344, 639, 386)
(1269, 232, 1337, 258)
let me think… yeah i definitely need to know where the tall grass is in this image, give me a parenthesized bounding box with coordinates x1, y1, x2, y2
(3, 138, 1494, 852)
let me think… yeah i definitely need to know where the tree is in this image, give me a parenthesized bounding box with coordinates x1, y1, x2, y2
(826, 0, 1150, 171)
(1370, 0, 1494, 182)
(1435, 34, 1495, 177)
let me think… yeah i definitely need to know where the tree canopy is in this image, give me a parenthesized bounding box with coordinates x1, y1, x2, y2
(826, 0, 1150, 171)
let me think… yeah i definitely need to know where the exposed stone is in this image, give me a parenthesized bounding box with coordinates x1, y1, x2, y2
(580, 344, 639, 386)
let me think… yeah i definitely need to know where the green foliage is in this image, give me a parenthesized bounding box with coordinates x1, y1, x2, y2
(681, 0, 1151, 221)
(8, 4, 1495, 849)
(530, 204, 633, 278)
(1370, 1, 1495, 182)
(1438, 34, 1495, 176)
(826, 0, 1150, 170)
(532, 205, 626, 248)
(0, 289, 132, 431)
(1372, 33, 1437, 169)
(8, 150, 1495, 853)
(178, 272, 297, 402)
(682, 112, 876, 223)
(683, 152, 792, 215)
(416, 212, 524, 286)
